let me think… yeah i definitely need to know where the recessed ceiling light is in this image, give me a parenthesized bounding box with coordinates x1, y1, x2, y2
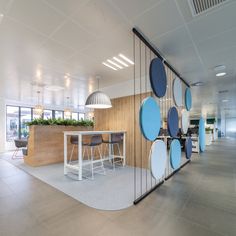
(102, 62, 117, 71)
(113, 57, 128, 67)
(222, 99, 229, 103)
(45, 85, 64, 91)
(107, 59, 123, 69)
(0, 13, 4, 24)
(191, 81, 204, 86)
(36, 69, 42, 78)
(216, 72, 226, 77)
(214, 65, 226, 72)
(119, 54, 134, 65)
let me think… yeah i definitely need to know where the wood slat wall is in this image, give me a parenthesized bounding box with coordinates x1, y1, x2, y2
(94, 92, 152, 168)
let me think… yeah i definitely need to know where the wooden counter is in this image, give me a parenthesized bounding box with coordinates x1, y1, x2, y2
(24, 125, 93, 167)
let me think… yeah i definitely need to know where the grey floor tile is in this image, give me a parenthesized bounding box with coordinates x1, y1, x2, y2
(180, 200, 236, 236)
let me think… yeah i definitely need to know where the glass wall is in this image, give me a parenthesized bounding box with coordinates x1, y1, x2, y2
(72, 112, 78, 120)
(79, 113, 85, 120)
(43, 110, 53, 119)
(55, 110, 63, 119)
(6, 105, 85, 141)
(6, 106, 19, 141)
(20, 107, 31, 138)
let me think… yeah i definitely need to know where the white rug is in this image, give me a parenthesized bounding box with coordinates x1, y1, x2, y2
(1, 152, 188, 210)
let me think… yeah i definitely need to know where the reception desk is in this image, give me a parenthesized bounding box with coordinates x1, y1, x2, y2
(24, 125, 93, 167)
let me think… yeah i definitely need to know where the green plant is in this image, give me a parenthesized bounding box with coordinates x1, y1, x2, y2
(25, 118, 94, 127)
(205, 127, 213, 132)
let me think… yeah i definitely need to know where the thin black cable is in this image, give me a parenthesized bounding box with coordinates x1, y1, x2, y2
(139, 39, 143, 196)
(133, 33, 136, 201)
(145, 44, 148, 192)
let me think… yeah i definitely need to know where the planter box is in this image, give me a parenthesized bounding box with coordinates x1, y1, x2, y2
(24, 125, 93, 167)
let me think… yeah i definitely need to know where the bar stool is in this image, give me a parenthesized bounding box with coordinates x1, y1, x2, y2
(103, 133, 124, 169)
(12, 138, 28, 159)
(69, 136, 90, 163)
(83, 135, 106, 179)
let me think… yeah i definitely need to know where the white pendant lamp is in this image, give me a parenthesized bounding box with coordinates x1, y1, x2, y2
(64, 97, 72, 119)
(85, 76, 112, 109)
(34, 91, 44, 116)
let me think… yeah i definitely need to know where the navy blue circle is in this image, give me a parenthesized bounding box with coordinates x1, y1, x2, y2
(149, 58, 167, 97)
(167, 107, 179, 137)
(185, 137, 192, 159)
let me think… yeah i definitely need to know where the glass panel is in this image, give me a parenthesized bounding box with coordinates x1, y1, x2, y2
(55, 111, 63, 119)
(6, 106, 19, 141)
(79, 113, 85, 120)
(20, 107, 32, 138)
(72, 112, 78, 120)
(44, 110, 52, 119)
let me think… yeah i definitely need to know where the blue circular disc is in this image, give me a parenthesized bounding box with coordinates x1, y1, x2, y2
(139, 97, 161, 141)
(149, 140, 167, 180)
(170, 139, 181, 170)
(167, 107, 179, 137)
(185, 137, 192, 159)
(185, 87, 192, 111)
(199, 117, 206, 152)
(149, 58, 167, 97)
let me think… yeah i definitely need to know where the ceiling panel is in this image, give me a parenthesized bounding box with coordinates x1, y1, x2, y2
(133, 0, 184, 39)
(196, 27, 236, 56)
(0, 0, 11, 13)
(8, 0, 66, 36)
(45, 0, 89, 16)
(153, 26, 193, 56)
(164, 44, 203, 76)
(39, 39, 75, 63)
(51, 19, 95, 51)
(187, 1, 236, 42)
(109, 0, 161, 21)
(199, 46, 236, 69)
(71, 0, 127, 38)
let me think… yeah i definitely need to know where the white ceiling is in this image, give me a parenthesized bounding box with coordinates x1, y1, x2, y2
(0, 0, 236, 117)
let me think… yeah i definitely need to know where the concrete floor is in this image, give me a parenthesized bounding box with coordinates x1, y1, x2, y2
(0, 138, 236, 236)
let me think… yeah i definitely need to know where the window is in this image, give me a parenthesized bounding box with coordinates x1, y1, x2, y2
(20, 107, 32, 138)
(6, 106, 19, 141)
(43, 110, 52, 119)
(79, 113, 85, 120)
(72, 112, 78, 120)
(33, 110, 42, 119)
(55, 110, 63, 119)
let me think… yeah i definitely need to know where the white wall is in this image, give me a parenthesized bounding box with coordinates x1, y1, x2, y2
(226, 117, 236, 138)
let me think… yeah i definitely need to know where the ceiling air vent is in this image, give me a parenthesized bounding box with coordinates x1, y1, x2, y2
(188, 0, 229, 16)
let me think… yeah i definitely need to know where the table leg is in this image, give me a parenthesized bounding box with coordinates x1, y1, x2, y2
(108, 133, 111, 159)
(123, 132, 126, 166)
(78, 134, 82, 180)
(64, 134, 67, 175)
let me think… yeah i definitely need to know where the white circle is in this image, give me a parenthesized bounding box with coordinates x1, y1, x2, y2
(181, 109, 189, 134)
(173, 77, 182, 107)
(149, 140, 167, 180)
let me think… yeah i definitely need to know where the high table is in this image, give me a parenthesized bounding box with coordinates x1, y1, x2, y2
(63, 130, 126, 180)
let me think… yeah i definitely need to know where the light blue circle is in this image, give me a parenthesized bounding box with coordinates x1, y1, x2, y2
(185, 88, 192, 111)
(173, 78, 182, 107)
(199, 117, 206, 152)
(139, 97, 161, 141)
(149, 140, 167, 180)
(170, 139, 181, 170)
